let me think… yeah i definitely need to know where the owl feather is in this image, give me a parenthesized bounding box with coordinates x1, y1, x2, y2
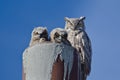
(29, 27, 48, 46)
(64, 16, 92, 80)
(50, 28, 70, 45)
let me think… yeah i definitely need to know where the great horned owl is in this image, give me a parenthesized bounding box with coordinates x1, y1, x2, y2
(64, 16, 92, 80)
(29, 27, 48, 46)
(50, 28, 70, 45)
(65, 16, 85, 30)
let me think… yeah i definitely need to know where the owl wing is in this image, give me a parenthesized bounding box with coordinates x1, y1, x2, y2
(78, 30, 92, 75)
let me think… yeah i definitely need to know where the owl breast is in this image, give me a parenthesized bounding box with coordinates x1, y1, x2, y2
(67, 31, 76, 47)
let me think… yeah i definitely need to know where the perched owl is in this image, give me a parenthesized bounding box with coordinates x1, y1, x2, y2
(29, 27, 48, 46)
(65, 16, 85, 30)
(50, 28, 70, 45)
(65, 16, 92, 80)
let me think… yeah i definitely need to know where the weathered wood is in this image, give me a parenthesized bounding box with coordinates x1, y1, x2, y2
(22, 43, 81, 80)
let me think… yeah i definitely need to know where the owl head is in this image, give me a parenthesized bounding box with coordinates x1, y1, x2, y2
(50, 28, 68, 43)
(31, 27, 48, 42)
(64, 16, 85, 30)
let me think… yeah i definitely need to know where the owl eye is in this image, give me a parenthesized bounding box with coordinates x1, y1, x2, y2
(77, 22, 80, 25)
(55, 32, 59, 38)
(77, 21, 81, 25)
(34, 31, 39, 35)
(70, 22, 73, 26)
(61, 33, 67, 39)
(67, 21, 73, 26)
(43, 30, 47, 34)
(77, 21, 83, 26)
(64, 33, 67, 38)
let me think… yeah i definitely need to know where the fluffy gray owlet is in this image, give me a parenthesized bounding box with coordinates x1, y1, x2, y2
(29, 27, 48, 46)
(50, 28, 70, 45)
(65, 16, 92, 80)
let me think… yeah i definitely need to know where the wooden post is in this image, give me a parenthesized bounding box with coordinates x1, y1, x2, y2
(22, 43, 81, 80)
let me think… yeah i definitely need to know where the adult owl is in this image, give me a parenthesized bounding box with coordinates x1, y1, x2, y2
(29, 27, 48, 46)
(50, 28, 70, 45)
(64, 16, 92, 80)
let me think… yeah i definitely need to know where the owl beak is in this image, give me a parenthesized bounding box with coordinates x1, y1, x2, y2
(58, 36, 62, 40)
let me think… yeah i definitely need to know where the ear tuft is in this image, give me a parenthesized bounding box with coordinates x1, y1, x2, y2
(64, 17, 69, 21)
(79, 16, 86, 20)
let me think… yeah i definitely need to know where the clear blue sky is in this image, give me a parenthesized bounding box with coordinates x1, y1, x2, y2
(0, 0, 120, 80)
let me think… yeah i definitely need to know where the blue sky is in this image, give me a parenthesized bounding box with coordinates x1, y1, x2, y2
(0, 0, 120, 80)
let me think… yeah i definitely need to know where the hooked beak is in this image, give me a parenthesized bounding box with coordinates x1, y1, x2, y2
(58, 36, 62, 40)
